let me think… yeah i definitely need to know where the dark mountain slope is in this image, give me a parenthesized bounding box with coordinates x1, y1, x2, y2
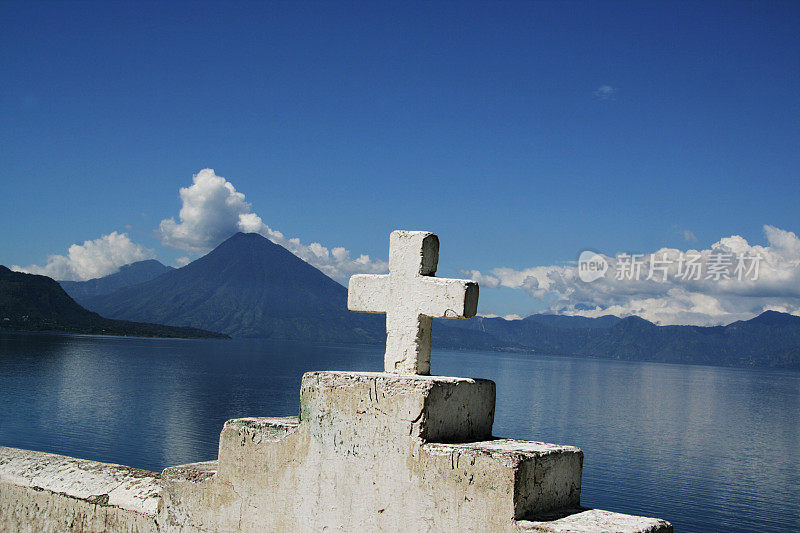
(0, 266, 226, 338)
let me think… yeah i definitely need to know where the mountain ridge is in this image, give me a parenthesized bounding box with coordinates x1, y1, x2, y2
(0, 265, 226, 338)
(72, 233, 800, 369)
(441, 310, 800, 369)
(59, 259, 173, 305)
(83, 233, 385, 342)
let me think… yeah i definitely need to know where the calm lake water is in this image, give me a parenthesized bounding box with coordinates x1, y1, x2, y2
(0, 332, 798, 531)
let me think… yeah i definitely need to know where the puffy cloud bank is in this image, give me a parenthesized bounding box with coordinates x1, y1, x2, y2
(13, 232, 154, 281)
(466, 225, 800, 326)
(158, 169, 387, 279)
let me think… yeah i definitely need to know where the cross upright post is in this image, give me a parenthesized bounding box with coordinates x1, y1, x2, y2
(348, 230, 479, 375)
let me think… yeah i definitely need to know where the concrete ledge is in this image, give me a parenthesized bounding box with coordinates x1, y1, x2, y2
(423, 439, 583, 519)
(517, 508, 673, 532)
(222, 416, 300, 439)
(219, 416, 300, 451)
(299, 371, 495, 443)
(161, 460, 218, 484)
(0, 446, 160, 532)
(159, 460, 235, 532)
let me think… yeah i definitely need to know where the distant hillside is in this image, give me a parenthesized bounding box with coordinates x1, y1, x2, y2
(75, 233, 800, 369)
(439, 311, 800, 369)
(0, 266, 227, 339)
(59, 259, 172, 305)
(83, 233, 385, 342)
(523, 314, 622, 329)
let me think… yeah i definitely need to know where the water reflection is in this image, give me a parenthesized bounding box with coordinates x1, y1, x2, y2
(0, 332, 798, 532)
(433, 350, 800, 532)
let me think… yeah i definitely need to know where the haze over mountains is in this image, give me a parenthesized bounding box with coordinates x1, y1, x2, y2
(60, 259, 173, 306)
(53, 232, 800, 370)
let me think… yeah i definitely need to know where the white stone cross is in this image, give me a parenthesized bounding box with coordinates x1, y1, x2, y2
(348, 230, 479, 375)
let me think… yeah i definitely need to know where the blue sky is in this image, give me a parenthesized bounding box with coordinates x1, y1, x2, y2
(2, 1, 799, 322)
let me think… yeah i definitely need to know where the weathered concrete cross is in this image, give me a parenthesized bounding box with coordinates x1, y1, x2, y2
(348, 230, 479, 375)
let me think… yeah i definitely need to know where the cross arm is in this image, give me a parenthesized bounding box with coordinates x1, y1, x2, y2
(348, 274, 390, 313)
(418, 277, 479, 319)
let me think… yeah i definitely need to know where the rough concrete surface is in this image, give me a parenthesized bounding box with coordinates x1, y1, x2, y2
(0, 446, 160, 532)
(158, 371, 670, 532)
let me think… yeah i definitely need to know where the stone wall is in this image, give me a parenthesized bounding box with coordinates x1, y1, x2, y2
(0, 447, 160, 533)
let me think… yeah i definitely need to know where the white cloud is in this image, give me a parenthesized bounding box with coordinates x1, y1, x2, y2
(158, 169, 387, 280)
(594, 85, 617, 99)
(159, 169, 263, 252)
(462, 266, 565, 299)
(462, 269, 501, 288)
(174, 256, 191, 267)
(478, 313, 524, 321)
(681, 229, 698, 242)
(12, 232, 154, 282)
(465, 225, 800, 326)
